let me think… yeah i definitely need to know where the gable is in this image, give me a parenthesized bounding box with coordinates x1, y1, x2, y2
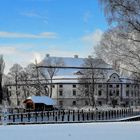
(108, 73, 121, 83)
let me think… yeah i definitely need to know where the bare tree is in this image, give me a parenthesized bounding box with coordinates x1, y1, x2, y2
(95, 28, 140, 77)
(40, 57, 65, 97)
(0, 55, 5, 104)
(22, 63, 49, 97)
(78, 57, 107, 107)
(99, 0, 140, 39)
(8, 64, 23, 106)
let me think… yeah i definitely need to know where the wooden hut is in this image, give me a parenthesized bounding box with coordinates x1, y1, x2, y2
(23, 96, 56, 111)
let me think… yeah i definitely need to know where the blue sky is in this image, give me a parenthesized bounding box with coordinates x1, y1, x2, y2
(0, 0, 108, 73)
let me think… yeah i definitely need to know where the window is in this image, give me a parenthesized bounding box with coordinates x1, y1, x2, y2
(59, 90, 63, 96)
(131, 91, 133, 97)
(135, 91, 137, 97)
(85, 101, 89, 106)
(73, 90, 76, 96)
(73, 84, 76, 88)
(72, 101, 76, 106)
(59, 101, 63, 106)
(98, 90, 102, 96)
(17, 100, 20, 106)
(85, 89, 89, 96)
(52, 84, 55, 88)
(126, 90, 129, 97)
(85, 84, 89, 88)
(98, 84, 102, 88)
(116, 90, 119, 96)
(116, 84, 119, 88)
(59, 84, 63, 88)
(109, 84, 113, 88)
(126, 84, 130, 88)
(8, 90, 11, 96)
(98, 101, 102, 106)
(109, 90, 112, 96)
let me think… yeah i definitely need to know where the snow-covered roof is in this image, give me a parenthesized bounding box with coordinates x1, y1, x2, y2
(27, 96, 56, 105)
(52, 75, 79, 83)
(40, 55, 137, 84)
(40, 56, 112, 75)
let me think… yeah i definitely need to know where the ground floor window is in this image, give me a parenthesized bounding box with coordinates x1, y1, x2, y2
(59, 101, 63, 106)
(72, 101, 76, 106)
(98, 101, 102, 106)
(85, 100, 89, 106)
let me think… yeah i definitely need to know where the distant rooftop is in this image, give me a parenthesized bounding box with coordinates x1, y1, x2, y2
(40, 54, 112, 76)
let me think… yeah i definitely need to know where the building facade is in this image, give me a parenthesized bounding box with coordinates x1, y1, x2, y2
(6, 55, 140, 108)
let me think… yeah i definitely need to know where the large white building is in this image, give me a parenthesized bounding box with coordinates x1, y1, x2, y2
(41, 55, 140, 108)
(7, 54, 140, 108)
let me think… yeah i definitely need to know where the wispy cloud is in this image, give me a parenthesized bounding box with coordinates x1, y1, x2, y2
(82, 29, 103, 46)
(21, 10, 48, 24)
(83, 11, 92, 24)
(21, 11, 47, 19)
(0, 31, 57, 39)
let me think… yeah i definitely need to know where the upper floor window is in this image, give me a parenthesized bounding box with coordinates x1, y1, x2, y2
(98, 90, 102, 96)
(116, 90, 119, 96)
(116, 84, 119, 88)
(59, 90, 63, 96)
(85, 84, 89, 88)
(126, 84, 130, 88)
(126, 90, 129, 97)
(98, 84, 102, 88)
(72, 85, 76, 88)
(109, 90, 112, 96)
(131, 91, 133, 97)
(73, 90, 76, 96)
(73, 84, 76, 88)
(109, 84, 113, 88)
(59, 84, 63, 88)
(85, 89, 89, 96)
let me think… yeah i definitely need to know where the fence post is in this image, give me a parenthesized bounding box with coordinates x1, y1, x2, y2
(82, 110, 84, 121)
(41, 111, 43, 121)
(28, 112, 30, 122)
(21, 114, 23, 122)
(35, 112, 38, 122)
(55, 111, 58, 122)
(91, 111, 94, 120)
(78, 110, 80, 121)
(73, 110, 75, 121)
(102, 111, 104, 120)
(13, 115, 15, 122)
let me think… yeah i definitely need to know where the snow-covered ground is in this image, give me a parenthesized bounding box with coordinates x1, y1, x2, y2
(0, 122, 140, 140)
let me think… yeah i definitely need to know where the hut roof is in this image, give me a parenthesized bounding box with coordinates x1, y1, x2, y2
(25, 96, 56, 105)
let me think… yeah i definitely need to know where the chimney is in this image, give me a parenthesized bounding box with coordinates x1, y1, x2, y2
(46, 54, 50, 57)
(74, 55, 78, 58)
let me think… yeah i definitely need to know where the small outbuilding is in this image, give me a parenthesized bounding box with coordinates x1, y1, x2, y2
(23, 96, 56, 111)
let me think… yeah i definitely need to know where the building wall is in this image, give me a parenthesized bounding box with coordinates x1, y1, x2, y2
(6, 73, 140, 108)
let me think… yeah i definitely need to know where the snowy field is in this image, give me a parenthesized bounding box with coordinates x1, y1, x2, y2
(0, 122, 140, 140)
